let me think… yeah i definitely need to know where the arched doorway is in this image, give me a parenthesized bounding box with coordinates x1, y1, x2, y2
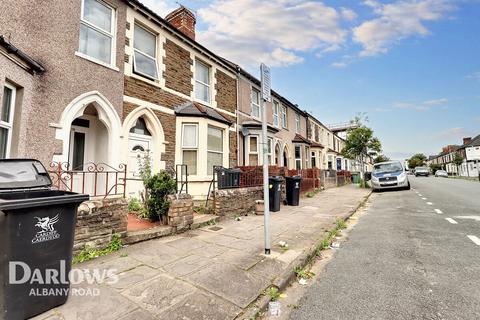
(274, 143, 281, 166)
(283, 145, 289, 168)
(121, 106, 165, 197)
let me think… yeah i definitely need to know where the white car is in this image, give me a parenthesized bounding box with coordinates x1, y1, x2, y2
(435, 170, 448, 178)
(369, 161, 410, 191)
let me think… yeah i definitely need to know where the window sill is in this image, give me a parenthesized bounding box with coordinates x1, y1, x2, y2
(75, 52, 119, 72)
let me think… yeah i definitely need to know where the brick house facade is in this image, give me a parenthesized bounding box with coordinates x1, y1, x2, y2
(121, 3, 237, 199)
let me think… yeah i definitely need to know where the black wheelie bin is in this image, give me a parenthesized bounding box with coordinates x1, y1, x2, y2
(0, 159, 89, 320)
(285, 175, 302, 206)
(268, 176, 283, 212)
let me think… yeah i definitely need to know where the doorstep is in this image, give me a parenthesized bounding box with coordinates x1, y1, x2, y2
(124, 214, 220, 245)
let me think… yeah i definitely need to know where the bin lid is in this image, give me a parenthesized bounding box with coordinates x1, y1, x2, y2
(0, 159, 52, 190)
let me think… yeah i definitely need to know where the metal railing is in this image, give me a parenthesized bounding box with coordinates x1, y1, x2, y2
(175, 164, 189, 194)
(48, 161, 127, 198)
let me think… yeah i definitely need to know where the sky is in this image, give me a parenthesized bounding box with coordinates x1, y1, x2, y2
(141, 0, 480, 160)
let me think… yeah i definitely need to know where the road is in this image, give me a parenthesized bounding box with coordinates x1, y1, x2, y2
(291, 176, 480, 320)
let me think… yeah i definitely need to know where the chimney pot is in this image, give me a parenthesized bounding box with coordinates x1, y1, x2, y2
(463, 137, 472, 145)
(165, 6, 196, 40)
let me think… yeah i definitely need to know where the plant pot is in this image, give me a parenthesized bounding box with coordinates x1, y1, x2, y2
(268, 301, 281, 316)
(255, 200, 264, 215)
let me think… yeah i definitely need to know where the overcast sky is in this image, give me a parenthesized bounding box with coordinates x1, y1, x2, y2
(141, 0, 480, 160)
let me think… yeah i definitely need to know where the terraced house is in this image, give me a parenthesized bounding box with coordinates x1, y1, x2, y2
(0, 0, 237, 200)
(121, 3, 237, 199)
(235, 67, 313, 170)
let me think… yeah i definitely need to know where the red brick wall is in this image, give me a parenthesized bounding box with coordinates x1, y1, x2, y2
(215, 70, 237, 114)
(163, 39, 193, 96)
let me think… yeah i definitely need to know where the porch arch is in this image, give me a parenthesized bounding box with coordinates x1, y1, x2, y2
(55, 91, 122, 166)
(121, 106, 166, 173)
(282, 144, 290, 168)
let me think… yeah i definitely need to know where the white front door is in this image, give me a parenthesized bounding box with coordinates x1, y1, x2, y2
(127, 134, 152, 197)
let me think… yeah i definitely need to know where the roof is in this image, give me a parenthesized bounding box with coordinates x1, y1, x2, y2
(240, 121, 279, 134)
(292, 134, 311, 145)
(328, 148, 339, 154)
(125, 0, 236, 74)
(174, 102, 233, 125)
(465, 134, 480, 148)
(0, 35, 45, 74)
(310, 141, 324, 148)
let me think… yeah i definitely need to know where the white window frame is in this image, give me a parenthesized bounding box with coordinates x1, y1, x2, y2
(207, 125, 224, 175)
(267, 137, 273, 164)
(251, 88, 261, 119)
(0, 83, 16, 158)
(273, 101, 280, 127)
(295, 113, 300, 134)
(195, 60, 211, 103)
(247, 135, 259, 165)
(295, 145, 302, 170)
(133, 23, 159, 80)
(79, 0, 116, 67)
(181, 123, 198, 175)
(281, 105, 287, 129)
(311, 151, 317, 168)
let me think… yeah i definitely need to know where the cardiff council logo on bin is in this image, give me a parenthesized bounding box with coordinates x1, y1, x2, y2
(32, 214, 61, 244)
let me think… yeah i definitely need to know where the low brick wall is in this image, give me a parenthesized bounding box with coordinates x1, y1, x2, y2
(167, 194, 194, 231)
(74, 198, 128, 254)
(213, 186, 263, 217)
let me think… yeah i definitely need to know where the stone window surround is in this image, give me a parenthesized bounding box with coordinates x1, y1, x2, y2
(132, 22, 159, 80)
(272, 100, 280, 128)
(295, 113, 300, 134)
(194, 59, 212, 105)
(281, 105, 288, 129)
(77, 0, 117, 69)
(250, 86, 261, 120)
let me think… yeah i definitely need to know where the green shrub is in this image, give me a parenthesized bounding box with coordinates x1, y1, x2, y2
(144, 171, 176, 221)
(128, 198, 143, 212)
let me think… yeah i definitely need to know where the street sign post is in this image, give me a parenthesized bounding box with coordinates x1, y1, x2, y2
(261, 63, 271, 255)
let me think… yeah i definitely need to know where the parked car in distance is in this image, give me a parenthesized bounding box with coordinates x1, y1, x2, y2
(415, 166, 430, 177)
(435, 170, 448, 178)
(370, 161, 410, 192)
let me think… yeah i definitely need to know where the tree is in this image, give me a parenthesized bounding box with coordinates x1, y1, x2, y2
(341, 124, 382, 185)
(452, 153, 464, 176)
(374, 154, 390, 164)
(408, 153, 427, 169)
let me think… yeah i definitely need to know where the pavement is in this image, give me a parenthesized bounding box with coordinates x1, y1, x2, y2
(33, 184, 370, 320)
(291, 176, 480, 320)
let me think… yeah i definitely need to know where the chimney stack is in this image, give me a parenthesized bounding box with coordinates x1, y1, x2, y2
(463, 137, 472, 145)
(165, 6, 196, 40)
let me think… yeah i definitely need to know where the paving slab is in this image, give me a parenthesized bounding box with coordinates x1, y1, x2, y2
(34, 184, 369, 320)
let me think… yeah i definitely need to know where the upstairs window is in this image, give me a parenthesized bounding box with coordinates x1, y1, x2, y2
(295, 113, 300, 133)
(273, 101, 280, 127)
(133, 24, 158, 79)
(0, 84, 16, 158)
(281, 106, 287, 128)
(207, 126, 223, 175)
(251, 88, 260, 118)
(79, 0, 115, 65)
(195, 61, 210, 103)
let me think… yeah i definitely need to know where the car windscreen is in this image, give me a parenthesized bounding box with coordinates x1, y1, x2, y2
(416, 167, 427, 171)
(373, 162, 403, 173)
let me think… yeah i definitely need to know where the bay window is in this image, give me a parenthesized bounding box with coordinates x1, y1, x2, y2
(273, 101, 279, 127)
(182, 124, 198, 175)
(195, 60, 210, 103)
(0, 84, 16, 158)
(248, 136, 259, 165)
(251, 88, 260, 118)
(133, 24, 158, 79)
(79, 0, 115, 65)
(207, 126, 223, 175)
(281, 105, 287, 128)
(311, 151, 317, 168)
